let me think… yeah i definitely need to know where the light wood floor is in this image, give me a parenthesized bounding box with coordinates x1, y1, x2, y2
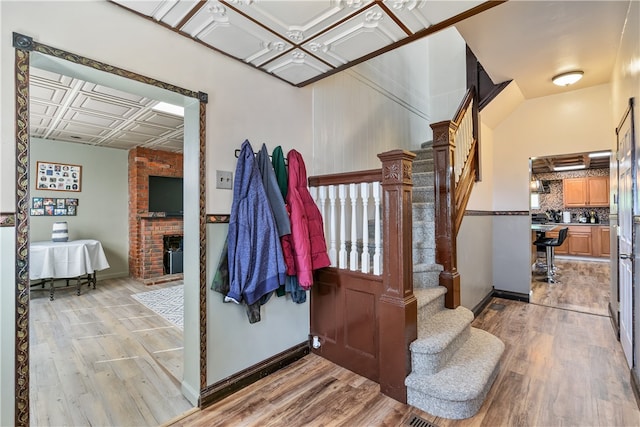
(531, 257, 610, 316)
(171, 260, 640, 427)
(30, 276, 192, 426)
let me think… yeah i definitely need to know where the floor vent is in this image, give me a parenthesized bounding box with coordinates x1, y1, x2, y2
(406, 414, 438, 427)
(489, 302, 506, 311)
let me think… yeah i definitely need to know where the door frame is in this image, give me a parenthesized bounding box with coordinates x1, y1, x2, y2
(12, 33, 208, 426)
(615, 97, 636, 369)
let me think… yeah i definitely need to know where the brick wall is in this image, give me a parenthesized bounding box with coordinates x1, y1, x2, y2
(128, 147, 184, 280)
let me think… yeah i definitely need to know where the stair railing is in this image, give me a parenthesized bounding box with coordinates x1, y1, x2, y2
(430, 87, 479, 309)
(308, 149, 417, 404)
(309, 169, 384, 275)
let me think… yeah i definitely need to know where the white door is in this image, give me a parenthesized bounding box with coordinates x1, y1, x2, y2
(618, 100, 635, 368)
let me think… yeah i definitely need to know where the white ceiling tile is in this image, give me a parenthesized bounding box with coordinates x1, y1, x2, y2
(71, 93, 140, 118)
(227, 0, 373, 43)
(264, 49, 331, 85)
(182, 2, 294, 63)
(419, 0, 484, 25)
(139, 111, 186, 128)
(154, 0, 200, 25)
(111, 0, 167, 17)
(302, 5, 406, 67)
(63, 110, 125, 129)
(127, 123, 176, 137)
(383, 0, 433, 33)
(86, 82, 151, 105)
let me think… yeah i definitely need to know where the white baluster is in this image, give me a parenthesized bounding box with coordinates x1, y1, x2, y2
(318, 186, 328, 248)
(360, 182, 370, 274)
(310, 186, 318, 203)
(338, 184, 347, 269)
(349, 183, 358, 271)
(373, 181, 382, 275)
(328, 185, 337, 267)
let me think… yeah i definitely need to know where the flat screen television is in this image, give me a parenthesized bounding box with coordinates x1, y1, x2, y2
(148, 175, 184, 216)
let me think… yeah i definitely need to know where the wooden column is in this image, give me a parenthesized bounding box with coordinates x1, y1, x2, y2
(431, 121, 461, 308)
(377, 149, 417, 403)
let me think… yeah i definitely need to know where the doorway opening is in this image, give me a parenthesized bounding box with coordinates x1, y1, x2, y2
(529, 151, 612, 316)
(13, 34, 207, 426)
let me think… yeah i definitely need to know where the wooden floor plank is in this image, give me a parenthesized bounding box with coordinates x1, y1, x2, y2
(174, 259, 639, 427)
(30, 276, 192, 426)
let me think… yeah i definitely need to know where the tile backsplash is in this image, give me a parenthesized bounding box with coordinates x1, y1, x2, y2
(531, 168, 610, 223)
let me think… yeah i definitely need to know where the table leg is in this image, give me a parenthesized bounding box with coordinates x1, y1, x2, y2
(76, 277, 82, 296)
(49, 279, 55, 301)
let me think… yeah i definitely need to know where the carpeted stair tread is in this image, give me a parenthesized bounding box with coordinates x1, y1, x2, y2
(414, 286, 447, 308)
(406, 328, 504, 402)
(413, 263, 443, 274)
(412, 306, 474, 354)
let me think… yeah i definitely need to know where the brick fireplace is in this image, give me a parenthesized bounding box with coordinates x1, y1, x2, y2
(129, 147, 183, 280)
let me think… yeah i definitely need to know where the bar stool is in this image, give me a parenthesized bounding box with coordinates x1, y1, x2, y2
(536, 227, 568, 283)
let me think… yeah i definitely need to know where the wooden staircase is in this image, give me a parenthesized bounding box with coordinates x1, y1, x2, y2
(405, 143, 504, 419)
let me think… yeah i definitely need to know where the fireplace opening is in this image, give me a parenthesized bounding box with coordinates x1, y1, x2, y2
(164, 235, 183, 275)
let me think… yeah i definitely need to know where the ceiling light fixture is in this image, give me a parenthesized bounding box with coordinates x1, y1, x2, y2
(588, 151, 611, 158)
(552, 71, 584, 86)
(152, 101, 184, 117)
(554, 165, 586, 172)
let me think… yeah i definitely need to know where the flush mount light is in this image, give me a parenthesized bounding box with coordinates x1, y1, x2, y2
(552, 71, 584, 86)
(554, 165, 586, 171)
(588, 151, 611, 158)
(152, 101, 184, 117)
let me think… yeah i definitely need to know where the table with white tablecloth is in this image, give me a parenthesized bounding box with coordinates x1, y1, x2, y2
(30, 239, 110, 300)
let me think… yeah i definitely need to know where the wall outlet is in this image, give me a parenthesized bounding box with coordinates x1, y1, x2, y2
(216, 170, 233, 189)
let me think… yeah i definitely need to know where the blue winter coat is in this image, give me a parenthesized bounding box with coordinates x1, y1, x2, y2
(226, 140, 286, 306)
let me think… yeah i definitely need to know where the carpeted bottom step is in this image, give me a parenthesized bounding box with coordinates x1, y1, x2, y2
(406, 328, 504, 419)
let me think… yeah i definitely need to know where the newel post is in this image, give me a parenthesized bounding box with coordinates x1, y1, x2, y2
(377, 149, 417, 403)
(431, 121, 461, 308)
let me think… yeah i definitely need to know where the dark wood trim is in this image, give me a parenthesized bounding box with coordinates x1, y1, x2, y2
(466, 44, 512, 111)
(478, 80, 512, 111)
(472, 289, 495, 317)
(14, 44, 31, 427)
(609, 301, 620, 340)
(432, 120, 460, 309)
(631, 369, 640, 410)
(0, 213, 16, 227)
(206, 214, 231, 224)
(308, 169, 382, 187)
(492, 289, 530, 303)
(13, 33, 209, 426)
(298, 1, 507, 87)
(199, 342, 310, 408)
(198, 101, 208, 391)
(377, 150, 417, 403)
(465, 210, 530, 216)
(311, 268, 383, 383)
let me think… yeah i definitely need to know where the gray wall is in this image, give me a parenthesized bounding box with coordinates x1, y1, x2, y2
(457, 214, 494, 309)
(492, 214, 531, 296)
(30, 138, 129, 279)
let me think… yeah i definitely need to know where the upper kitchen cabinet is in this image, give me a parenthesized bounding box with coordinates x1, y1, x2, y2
(563, 176, 609, 207)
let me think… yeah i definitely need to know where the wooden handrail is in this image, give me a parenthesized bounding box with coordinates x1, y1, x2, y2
(308, 168, 382, 187)
(431, 87, 479, 309)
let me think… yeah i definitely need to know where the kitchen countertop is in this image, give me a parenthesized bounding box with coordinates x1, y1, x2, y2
(536, 222, 609, 226)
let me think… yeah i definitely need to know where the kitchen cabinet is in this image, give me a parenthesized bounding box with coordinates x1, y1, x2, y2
(567, 227, 592, 256)
(563, 177, 609, 207)
(594, 226, 611, 257)
(545, 225, 609, 257)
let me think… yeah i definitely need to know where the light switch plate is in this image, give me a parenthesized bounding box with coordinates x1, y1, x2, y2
(216, 170, 233, 189)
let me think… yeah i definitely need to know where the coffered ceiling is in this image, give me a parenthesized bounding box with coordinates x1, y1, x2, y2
(29, 67, 185, 153)
(531, 152, 611, 175)
(111, 0, 494, 86)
